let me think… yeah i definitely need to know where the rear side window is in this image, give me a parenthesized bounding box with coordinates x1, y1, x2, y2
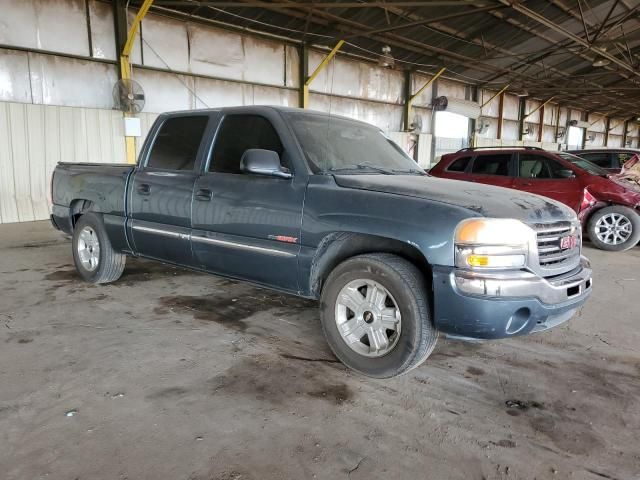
(580, 152, 611, 168)
(446, 156, 470, 172)
(147, 116, 209, 170)
(471, 154, 511, 176)
(210, 115, 285, 173)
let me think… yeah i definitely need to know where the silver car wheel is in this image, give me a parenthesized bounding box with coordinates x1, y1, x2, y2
(595, 213, 632, 245)
(77, 226, 100, 272)
(334, 279, 401, 358)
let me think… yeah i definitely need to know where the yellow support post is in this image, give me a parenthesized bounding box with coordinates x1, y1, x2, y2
(404, 67, 446, 131)
(302, 40, 344, 109)
(481, 84, 509, 109)
(120, 0, 155, 164)
(523, 96, 555, 121)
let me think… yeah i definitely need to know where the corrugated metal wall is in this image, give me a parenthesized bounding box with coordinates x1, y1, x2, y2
(0, 102, 128, 224)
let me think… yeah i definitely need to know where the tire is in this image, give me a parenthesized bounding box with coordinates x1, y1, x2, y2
(319, 253, 437, 378)
(72, 212, 126, 284)
(587, 206, 640, 252)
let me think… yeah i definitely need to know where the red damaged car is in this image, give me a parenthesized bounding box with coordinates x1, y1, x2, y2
(430, 147, 640, 251)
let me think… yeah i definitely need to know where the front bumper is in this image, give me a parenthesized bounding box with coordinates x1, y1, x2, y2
(432, 257, 592, 339)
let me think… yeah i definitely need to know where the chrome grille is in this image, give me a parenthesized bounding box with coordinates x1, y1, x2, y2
(532, 222, 581, 275)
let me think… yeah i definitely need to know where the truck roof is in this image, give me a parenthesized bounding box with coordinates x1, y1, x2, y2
(159, 105, 374, 128)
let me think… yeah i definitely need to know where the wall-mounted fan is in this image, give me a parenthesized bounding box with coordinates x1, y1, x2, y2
(113, 79, 145, 114)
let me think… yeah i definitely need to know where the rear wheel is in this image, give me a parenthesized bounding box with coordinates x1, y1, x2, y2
(72, 213, 126, 283)
(320, 253, 437, 378)
(587, 206, 640, 252)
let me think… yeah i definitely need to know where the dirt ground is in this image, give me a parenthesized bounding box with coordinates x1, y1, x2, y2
(0, 221, 638, 480)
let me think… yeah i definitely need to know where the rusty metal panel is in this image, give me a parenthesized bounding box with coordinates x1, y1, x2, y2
(194, 77, 251, 109)
(438, 79, 466, 100)
(610, 118, 625, 135)
(589, 114, 606, 132)
(411, 73, 434, 107)
(0, 0, 89, 56)
(543, 126, 557, 143)
(308, 93, 403, 133)
(308, 51, 403, 104)
(89, 0, 116, 60)
(285, 45, 299, 89)
(502, 119, 520, 140)
(543, 104, 557, 126)
(133, 68, 193, 113)
(503, 94, 519, 121)
(29, 53, 118, 108)
(252, 85, 297, 107)
(0, 49, 32, 103)
(608, 134, 623, 148)
(188, 25, 285, 87)
(142, 14, 189, 72)
(559, 107, 569, 126)
(479, 89, 500, 118)
(243, 36, 286, 86)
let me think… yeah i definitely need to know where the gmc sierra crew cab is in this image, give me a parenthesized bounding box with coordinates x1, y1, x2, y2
(51, 106, 592, 378)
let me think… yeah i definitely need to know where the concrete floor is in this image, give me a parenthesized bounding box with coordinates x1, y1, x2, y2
(0, 221, 638, 480)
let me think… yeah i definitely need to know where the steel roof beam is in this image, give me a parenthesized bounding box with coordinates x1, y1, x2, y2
(503, 1, 640, 78)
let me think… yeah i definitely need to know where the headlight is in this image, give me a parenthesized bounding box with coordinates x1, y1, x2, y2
(455, 218, 534, 270)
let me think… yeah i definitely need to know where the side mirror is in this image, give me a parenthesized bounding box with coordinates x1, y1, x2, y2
(240, 149, 292, 179)
(557, 169, 576, 179)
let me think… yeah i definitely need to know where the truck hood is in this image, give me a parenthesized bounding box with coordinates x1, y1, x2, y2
(333, 174, 573, 223)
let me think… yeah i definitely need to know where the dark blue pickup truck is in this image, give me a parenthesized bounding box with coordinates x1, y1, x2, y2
(51, 106, 592, 378)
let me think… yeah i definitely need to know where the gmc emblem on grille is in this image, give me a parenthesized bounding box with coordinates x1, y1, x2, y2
(560, 235, 577, 250)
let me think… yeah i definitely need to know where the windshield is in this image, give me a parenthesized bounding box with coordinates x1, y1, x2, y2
(287, 113, 423, 174)
(557, 152, 609, 176)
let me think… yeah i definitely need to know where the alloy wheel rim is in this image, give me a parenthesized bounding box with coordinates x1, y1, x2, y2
(594, 213, 632, 245)
(77, 226, 100, 272)
(335, 279, 401, 358)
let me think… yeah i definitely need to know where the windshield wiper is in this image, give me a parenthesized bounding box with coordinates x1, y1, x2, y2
(328, 162, 395, 175)
(392, 168, 425, 175)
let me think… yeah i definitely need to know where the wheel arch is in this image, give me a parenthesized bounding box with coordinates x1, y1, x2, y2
(69, 199, 102, 230)
(308, 232, 433, 300)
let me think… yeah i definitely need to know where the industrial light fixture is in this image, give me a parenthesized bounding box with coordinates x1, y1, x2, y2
(516, 90, 529, 97)
(592, 48, 611, 67)
(378, 45, 395, 68)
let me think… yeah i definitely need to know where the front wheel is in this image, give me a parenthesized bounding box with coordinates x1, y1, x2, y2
(587, 206, 640, 252)
(320, 253, 437, 378)
(72, 213, 126, 283)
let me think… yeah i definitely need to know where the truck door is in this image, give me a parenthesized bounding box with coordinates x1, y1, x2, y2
(191, 113, 304, 292)
(513, 153, 582, 212)
(128, 113, 212, 265)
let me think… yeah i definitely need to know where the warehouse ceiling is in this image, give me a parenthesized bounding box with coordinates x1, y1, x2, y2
(143, 0, 640, 117)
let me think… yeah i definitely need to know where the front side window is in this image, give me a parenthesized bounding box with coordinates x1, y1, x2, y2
(519, 154, 573, 179)
(471, 154, 511, 176)
(147, 116, 209, 170)
(519, 154, 551, 178)
(210, 115, 285, 174)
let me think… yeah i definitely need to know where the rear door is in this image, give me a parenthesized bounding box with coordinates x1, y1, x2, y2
(128, 113, 213, 265)
(512, 153, 582, 211)
(191, 112, 305, 292)
(467, 153, 515, 189)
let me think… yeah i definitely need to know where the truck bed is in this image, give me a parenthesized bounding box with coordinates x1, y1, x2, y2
(51, 162, 135, 235)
